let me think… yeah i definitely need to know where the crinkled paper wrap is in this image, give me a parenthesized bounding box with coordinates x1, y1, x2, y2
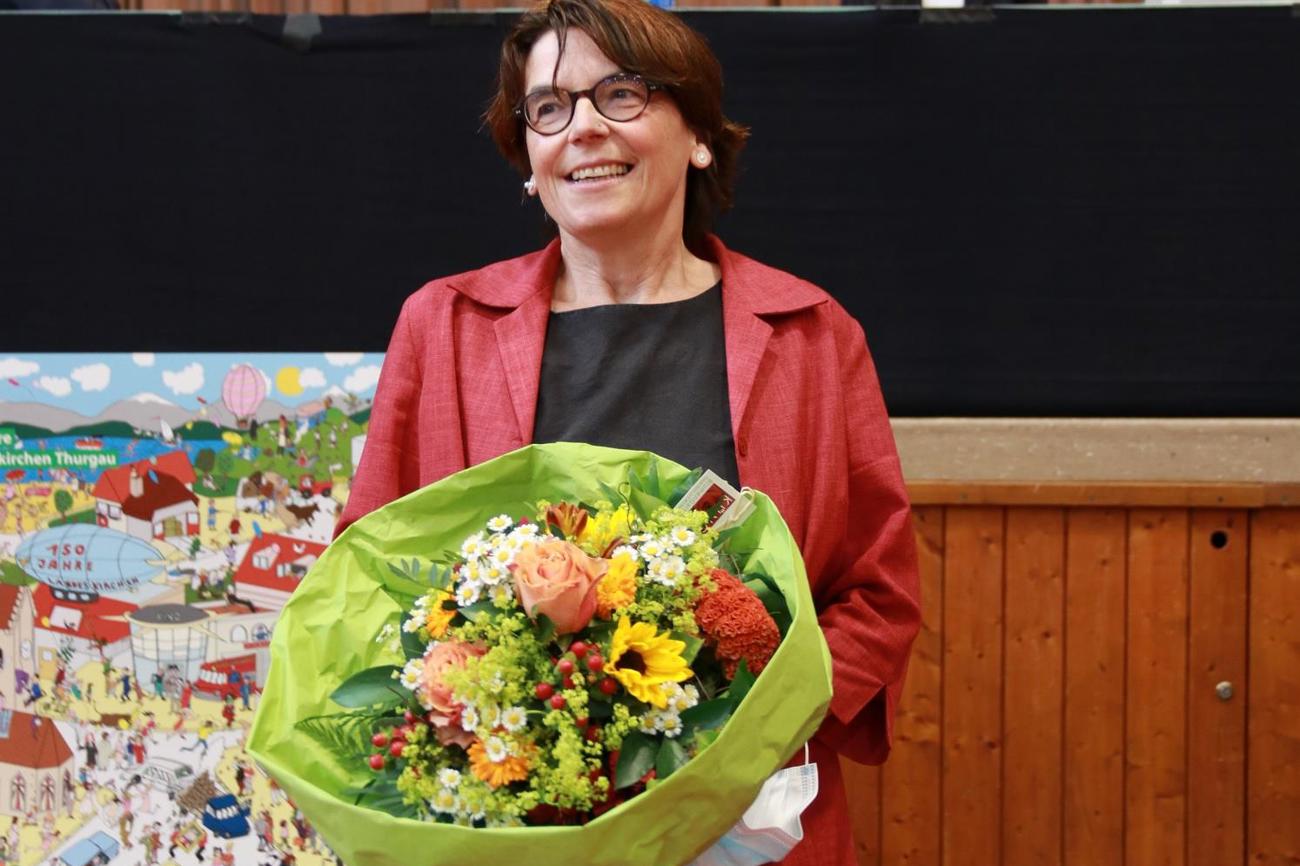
(247, 442, 832, 866)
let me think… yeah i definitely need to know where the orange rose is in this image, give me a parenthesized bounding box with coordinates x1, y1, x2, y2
(419, 640, 486, 748)
(509, 539, 608, 634)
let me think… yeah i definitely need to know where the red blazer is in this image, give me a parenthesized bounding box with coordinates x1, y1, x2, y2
(336, 235, 921, 866)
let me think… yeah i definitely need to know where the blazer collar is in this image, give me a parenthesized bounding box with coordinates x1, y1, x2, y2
(452, 235, 825, 449)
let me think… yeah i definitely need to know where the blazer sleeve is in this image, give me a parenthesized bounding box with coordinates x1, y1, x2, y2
(813, 305, 922, 765)
(333, 296, 425, 539)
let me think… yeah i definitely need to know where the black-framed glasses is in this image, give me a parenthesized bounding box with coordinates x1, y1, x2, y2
(516, 73, 663, 136)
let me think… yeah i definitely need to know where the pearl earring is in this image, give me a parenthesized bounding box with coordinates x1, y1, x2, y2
(693, 149, 710, 167)
(523, 175, 537, 195)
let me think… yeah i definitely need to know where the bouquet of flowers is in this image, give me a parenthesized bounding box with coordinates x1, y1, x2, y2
(248, 443, 832, 866)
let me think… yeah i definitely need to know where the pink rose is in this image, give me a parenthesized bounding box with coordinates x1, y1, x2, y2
(509, 539, 608, 634)
(419, 640, 485, 747)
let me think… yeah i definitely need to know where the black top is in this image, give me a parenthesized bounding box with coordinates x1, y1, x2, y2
(531, 283, 741, 488)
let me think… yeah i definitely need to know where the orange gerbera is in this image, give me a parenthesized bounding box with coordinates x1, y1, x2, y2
(468, 738, 533, 789)
(424, 589, 456, 638)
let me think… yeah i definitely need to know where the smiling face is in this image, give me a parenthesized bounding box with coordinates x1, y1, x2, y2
(523, 28, 707, 245)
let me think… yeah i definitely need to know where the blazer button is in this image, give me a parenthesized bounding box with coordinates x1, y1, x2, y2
(737, 436, 748, 457)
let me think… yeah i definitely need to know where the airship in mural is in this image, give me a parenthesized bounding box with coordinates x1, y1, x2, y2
(222, 363, 268, 429)
(14, 525, 165, 601)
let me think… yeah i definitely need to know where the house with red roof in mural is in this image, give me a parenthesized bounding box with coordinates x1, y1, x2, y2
(0, 586, 36, 711)
(0, 710, 75, 818)
(92, 452, 200, 541)
(232, 532, 325, 612)
(30, 585, 133, 682)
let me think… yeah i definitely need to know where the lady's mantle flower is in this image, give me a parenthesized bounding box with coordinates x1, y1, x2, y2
(607, 616, 692, 708)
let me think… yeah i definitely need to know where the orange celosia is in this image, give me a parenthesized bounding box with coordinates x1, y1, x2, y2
(693, 569, 780, 679)
(467, 739, 533, 789)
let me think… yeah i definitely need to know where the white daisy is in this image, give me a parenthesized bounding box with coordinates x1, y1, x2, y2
(402, 614, 423, 634)
(437, 768, 461, 788)
(489, 583, 515, 608)
(640, 539, 664, 559)
(487, 514, 513, 533)
(490, 547, 514, 567)
(485, 736, 508, 763)
(611, 544, 639, 561)
(684, 684, 700, 703)
(500, 705, 528, 732)
(512, 523, 540, 539)
(638, 713, 660, 735)
(456, 583, 481, 606)
(460, 532, 486, 559)
(670, 527, 696, 547)
(659, 713, 683, 738)
(400, 659, 423, 693)
(482, 565, 506, 586)
(431, 788, 457, 813)
(460, 706, 480, 732)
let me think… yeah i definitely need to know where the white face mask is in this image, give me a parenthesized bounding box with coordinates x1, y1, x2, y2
(689, 744, 820, 866)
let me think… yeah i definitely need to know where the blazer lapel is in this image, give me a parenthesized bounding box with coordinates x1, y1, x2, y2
(494, 290, 552, 445)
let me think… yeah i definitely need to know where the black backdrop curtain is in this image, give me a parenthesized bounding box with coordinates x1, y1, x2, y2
(2, 7, 1298, 416)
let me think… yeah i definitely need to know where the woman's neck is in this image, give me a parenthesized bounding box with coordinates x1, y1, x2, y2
(551, 227, 720, 312)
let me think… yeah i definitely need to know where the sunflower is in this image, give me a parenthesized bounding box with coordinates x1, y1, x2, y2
(607, 616, 693, 707)
(424, 589, 456, 639)
(595, 553, 637, 619)
(579, 505, 634, 555)
(467, 737, 533, 788)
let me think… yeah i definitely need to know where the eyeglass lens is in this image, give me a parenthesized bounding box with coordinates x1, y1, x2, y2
(524, 76, 650, 134)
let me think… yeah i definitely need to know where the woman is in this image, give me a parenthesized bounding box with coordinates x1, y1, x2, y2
(336, 0, 920, 863)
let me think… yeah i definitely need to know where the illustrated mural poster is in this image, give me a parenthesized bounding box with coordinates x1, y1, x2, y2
(0, 352, 384, 866)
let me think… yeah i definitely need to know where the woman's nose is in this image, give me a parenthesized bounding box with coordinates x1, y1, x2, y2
(567, 95, 610, 141)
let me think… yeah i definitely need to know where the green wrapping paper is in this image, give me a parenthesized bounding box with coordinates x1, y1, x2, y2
(248, 443, 832, 866)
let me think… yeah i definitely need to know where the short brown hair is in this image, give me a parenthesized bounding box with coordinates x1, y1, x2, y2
(484, 0, 749, 250)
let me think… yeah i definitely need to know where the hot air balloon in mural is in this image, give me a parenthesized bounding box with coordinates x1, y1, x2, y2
(15, 525, 165, 602)
(222, 363, 267, 429)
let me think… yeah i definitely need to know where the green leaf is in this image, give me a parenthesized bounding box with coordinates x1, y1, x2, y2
(743, 574, 792, 638)
(398, 619, 425, 661)
(458, 600, 496, 623)
(428, 562, 453, 591)
(673, 632, 705, 665)
(690, 727, 721, 753)
(614, 731, 658, 790)
(534, 614, 556, 646)
(655, 737, 689, 782)
(329, 666, 407, 709)
(627, 487, 667, 523)
(295, 711, 388, 764)
(678, 698, 733, 739)
(666, 468, 704, 507)
(644, 460, 662, 499)
(724, 659, 757, 709)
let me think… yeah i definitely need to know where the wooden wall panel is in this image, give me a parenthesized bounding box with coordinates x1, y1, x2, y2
(880, 505, 943, 866)
(1247, 509, 1300, 866)
(1187, 510, 1246, 866)
(1062, 508, 1126, 866)
(1126, 509, 1189, 866)
(941, 508, 1003, 866)
(1002, 508, 1064, 866)
(843, 760, 882, 866)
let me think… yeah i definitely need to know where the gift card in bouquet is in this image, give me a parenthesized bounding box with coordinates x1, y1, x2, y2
(674, 470, 755, 531)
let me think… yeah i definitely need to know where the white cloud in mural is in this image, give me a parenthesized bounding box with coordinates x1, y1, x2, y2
(343, 365, 382, 393)
(35, 376, 72, 397)
(300, 367, 327, 388)
(71, 363, 111, 392)
(325, 353, 364, 367)
(162, 362, 205, 396)
(0, 358, 40, 379)
(132, 352, 156, 367)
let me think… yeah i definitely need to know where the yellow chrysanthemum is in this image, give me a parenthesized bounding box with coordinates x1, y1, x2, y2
(595, 553, 637, 619)
(424, 589, 456, 639)
(607, 616, 692, 708)
(467, 739, 533, 789)
(579, 505, 634, 553)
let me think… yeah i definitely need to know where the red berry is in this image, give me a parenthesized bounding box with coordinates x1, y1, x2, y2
(562, 676, 575, 689)
(403, 710, 416, 724)
(556, 659, 574, 676)
(368, 754, 385, 771)
(575, 717, 589, 728)
(584, 725, 601, 742)
(599, 678, 618, 696)
(371, 732, 389, 748)
(569, 641, 589, 658)
(549, 694, 566, 710)
(586, 655, 604, 673)
(389, 740, 406, 758)
(535, 682, 554, 701)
